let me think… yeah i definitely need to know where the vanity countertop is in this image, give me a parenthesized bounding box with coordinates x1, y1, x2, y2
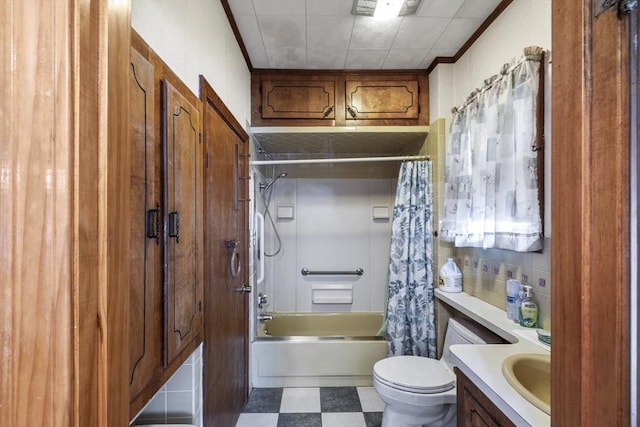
(435, 289, 551, 427)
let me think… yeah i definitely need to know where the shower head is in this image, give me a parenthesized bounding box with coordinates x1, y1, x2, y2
(259, 172, 287, 192)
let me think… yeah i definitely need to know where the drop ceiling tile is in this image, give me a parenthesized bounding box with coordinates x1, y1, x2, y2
(227, 0, 255, 16)
(234, 15, 269, 66)
(417, 0, 464, 18)
(258, 16, 306, 49)
(307, 16, 355, 50)
(306, 0, 353, 15)
(349, 16, 402, 50)
(391, 17, 450, 49)
(266, 47, 307, 68)
(433, 17, 484, 50)
(382, 49, 429, 69)
(307, 48, 348, 69)
(456, 0, 502, 18)
(252, 0, 306, 16)
(345, 48, 388, 69)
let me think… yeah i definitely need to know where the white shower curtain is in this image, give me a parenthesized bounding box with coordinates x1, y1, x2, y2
(439, 47, 544, 252)
(386, 161, 436, 358)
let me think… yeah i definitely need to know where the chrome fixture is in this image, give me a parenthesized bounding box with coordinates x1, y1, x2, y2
(258, 313, 273, 322)
(257, 292, 268, 309)
(301, 268, 365, 276)
(259, 172, 287, 192)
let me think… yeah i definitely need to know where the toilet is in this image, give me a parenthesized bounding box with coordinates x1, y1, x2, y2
(373, 317, 503, 427)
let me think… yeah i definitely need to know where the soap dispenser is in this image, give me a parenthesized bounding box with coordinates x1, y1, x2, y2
(518, 285, 538, 328)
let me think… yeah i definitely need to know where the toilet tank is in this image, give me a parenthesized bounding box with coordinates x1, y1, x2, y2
(441, 317, 503, 368)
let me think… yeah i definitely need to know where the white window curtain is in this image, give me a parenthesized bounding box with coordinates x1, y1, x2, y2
(439, 46, 544, 252)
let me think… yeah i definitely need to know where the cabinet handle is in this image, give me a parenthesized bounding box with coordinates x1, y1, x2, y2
(323, 105, 334, 118)
(239, 284, 252, 294)
(146, 203, 160, 245)
(225, 240, 241, 278)
(346, 105, 357, 119)
(168, 211, 180, 243)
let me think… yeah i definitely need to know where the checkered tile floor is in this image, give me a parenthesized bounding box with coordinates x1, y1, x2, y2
(235, 387, 385, 427)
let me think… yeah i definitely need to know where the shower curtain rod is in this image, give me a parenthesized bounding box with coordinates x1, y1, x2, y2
(251, 155, 429, 166)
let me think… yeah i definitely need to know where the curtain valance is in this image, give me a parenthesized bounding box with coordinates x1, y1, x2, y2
(439, 46, 545, 252)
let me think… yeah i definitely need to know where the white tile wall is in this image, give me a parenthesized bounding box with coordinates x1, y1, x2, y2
(131, 344, 203, 426)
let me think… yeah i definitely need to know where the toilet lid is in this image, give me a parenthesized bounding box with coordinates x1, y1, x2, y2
(373, 356, 455, 393)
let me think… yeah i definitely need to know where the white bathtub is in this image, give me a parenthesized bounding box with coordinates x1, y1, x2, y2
(251, 312, 387, 387)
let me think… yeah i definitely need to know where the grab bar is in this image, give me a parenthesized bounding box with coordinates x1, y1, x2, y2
(255, 212, 265, 285)
(301, 268, 364, 276)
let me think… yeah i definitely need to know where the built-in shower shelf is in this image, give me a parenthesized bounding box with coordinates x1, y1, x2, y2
(251, 126, 429, 179)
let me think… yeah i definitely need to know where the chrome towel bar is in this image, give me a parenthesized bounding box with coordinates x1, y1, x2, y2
(301, 268, 364, 276)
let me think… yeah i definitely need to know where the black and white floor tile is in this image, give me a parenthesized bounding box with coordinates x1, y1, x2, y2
(235, 386, 385, 427)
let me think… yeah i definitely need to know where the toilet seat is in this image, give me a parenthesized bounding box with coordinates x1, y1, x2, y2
(373, 355, 455, 394)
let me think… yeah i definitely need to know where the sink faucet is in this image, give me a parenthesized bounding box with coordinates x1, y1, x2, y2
(258, 313, 273, 322)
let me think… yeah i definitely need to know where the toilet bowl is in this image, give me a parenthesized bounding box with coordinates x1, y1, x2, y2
(373, 317, 503, 427)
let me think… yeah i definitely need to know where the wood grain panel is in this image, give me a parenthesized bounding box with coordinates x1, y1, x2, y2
(201, 76, 250, 427)
(0, 1, 74, 426)
(129, 47, 163, 411)
(552, 2, 630, 425)
(262, 80, 335, 119)
(162, 79, 204, 368)
(1, 1, 131, 426)
(345, 80, 419, 119)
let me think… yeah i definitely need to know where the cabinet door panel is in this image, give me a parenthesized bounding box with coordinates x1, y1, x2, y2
(345, 80, 419, 120)
(162, 79, 203, 367)
(129, 48, 162, 406)
(262, 80, 335, 119)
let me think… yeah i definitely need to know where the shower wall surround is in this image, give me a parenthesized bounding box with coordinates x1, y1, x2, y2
(261, 178, 396, 313)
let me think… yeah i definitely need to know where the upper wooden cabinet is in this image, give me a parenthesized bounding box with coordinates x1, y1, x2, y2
(261, 78, 335, 119)
(251, 71, 428, 127)
(345, 79, 419, 121)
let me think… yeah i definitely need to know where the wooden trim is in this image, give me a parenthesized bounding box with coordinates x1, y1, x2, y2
(220, 0, 253, 71)
(426, 0, 513, 74)
(200, 75, 249, 142)
(552, 1, 630, 425)
(105, 1, 132, 425)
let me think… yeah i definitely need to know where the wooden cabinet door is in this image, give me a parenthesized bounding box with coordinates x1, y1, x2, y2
(456, 368, 515, 427)
(129, 47, 163, 411)
(162, 79, 204, 367)
(261, 79, 335, 119)
(345, 79, 419, 120)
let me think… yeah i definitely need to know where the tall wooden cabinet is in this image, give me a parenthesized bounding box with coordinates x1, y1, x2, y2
(162, 79, 204, 368)
(129, 45, 163, 412)
(129, 31, 204, 417)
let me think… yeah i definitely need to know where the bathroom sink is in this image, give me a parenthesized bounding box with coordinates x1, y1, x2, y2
(502, 353, 551, 415)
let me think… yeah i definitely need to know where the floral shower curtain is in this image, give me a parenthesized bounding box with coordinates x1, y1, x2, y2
(386, 161, 436, 358)
(439, 46, 544, 252)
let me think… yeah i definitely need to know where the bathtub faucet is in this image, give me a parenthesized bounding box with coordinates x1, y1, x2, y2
(258, 313, 273, 322)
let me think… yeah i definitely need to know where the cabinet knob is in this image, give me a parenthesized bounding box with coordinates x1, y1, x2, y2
(239, 284, 252, 294)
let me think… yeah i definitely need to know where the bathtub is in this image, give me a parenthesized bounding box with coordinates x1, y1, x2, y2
(251, 312, 388, 387)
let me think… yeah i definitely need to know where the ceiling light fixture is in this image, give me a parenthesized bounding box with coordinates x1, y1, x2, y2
(374, 0, 403, 19)
(351, 0, 423, 19)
